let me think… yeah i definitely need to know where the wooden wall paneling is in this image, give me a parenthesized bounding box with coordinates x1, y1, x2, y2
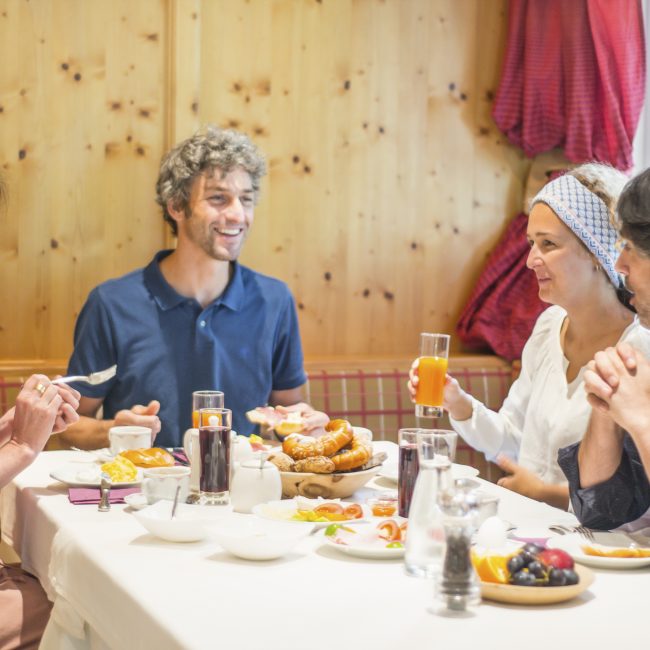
(0, 0, 168, 360)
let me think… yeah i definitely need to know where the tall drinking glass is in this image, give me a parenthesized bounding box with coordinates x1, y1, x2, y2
(398, 428, 420, 518)
(192, 390, 225, 428)
(415, 333, 450, 418)
(198, 408, 232, 505)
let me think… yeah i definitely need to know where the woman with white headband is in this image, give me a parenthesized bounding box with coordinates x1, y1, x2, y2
(409, 163, 650, 509)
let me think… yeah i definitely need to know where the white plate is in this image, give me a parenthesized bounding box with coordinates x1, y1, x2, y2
(323, 520, 406, 559)
(548, 532, 650, 569)
(50, 463, 143, 488)
(252, 498, 368, 528)
(378, 462, 479, 483)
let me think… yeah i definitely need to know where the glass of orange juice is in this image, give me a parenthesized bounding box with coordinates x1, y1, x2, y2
(192, 391, 225, 428)
(415, 333, 450, 418)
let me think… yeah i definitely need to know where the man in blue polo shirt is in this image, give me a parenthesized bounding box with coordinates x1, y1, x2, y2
(59, 127, 309, 448)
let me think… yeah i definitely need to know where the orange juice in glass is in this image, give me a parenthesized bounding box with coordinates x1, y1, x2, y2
(192, 391, 225, 428)
(415, 333, 450, 418)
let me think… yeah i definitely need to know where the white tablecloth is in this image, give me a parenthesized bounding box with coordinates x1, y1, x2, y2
(1, 446, 648, 650)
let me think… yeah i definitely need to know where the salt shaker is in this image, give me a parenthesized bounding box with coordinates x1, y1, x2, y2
(98, 475, 112, 512)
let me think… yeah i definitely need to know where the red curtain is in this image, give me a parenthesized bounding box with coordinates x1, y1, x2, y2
(493, 0, 645, 171)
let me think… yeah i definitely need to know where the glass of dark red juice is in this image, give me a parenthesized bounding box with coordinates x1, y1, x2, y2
(198, 408, 232, 505)
(398, 428, 420, 518)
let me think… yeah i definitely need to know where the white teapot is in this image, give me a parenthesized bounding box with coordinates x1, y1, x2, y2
(231, 453, 281, 514)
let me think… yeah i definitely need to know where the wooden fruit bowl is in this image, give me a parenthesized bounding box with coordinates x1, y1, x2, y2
(279, 465, 381, 499)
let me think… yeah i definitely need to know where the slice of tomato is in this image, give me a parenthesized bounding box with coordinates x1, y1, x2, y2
(343, 504, 363, 519)
(314, 503, 344, 515)
(377, 519, 401, 542)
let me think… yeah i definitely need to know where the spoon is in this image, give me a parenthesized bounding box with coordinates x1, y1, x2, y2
(171, 485, 181, 519)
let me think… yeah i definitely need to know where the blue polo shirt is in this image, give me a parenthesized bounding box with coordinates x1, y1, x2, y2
(67, 250, 307, 446)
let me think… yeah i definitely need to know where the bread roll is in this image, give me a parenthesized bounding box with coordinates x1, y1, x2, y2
(119, 447, 175, 468)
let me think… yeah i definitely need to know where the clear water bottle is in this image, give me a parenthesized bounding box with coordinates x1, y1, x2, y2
(404, 455, 454, 578)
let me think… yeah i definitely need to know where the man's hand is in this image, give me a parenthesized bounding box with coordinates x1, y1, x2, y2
(114, 400, 161, 440)
(585, 345, 650, 437)
(275, 403, 329, 433)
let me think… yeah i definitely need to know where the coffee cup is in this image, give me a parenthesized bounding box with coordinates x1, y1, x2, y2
(141, 466, 191, 505)
(108, 425, 152, 455)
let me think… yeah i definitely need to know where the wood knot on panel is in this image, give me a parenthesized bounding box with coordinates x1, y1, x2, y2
(298, 302, 305, 310)
(0, 106, 4, 113)
(232, 82, 242, 93)
(478, 126, 490, 136)
(453, 227, 459, 234)
(383, 291, 394, 301)
(135, 145, 146, 156)
(378, 126, 385, 134)
(138, 108, 151, 118)
(50, 239, 59, 249)
(257, 81, 271, 96)
(303, 165, 311, 174)
(362, 289, 370, 297)
(324, 271, 332, 281)
(448, 82, 455, 91)
(292, 155, 300, 164)
(411, 242, 417, 250)
(61, 62, 69, 70)
(18, 149, 26, 160)
(485, 89, 495, 102)
(74, 73, 82, 82)
(191, 101, 198, 113)
(343, 80, 350, 90)
(459, 92, 467, 101)
(110, 101, 122, 111)
(19, 88, 27, 97)
(144, 33, 159, 41)
(253, 126, 266, 136)
(227, 119, 240, 128)
(104, 142, 119, 156)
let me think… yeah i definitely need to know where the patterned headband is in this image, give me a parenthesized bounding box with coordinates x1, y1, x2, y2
(531, 174, 619, 286)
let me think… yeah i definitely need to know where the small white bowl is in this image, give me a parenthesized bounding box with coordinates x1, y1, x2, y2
(133, 501, 212, 542)
(212, 517, 314, 560)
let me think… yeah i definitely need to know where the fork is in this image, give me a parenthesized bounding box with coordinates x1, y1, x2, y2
(549, 524, 595, 542)
(52, 365, 117, 386)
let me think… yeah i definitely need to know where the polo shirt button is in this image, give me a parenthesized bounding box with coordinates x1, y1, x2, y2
(200, 320, 206, 328)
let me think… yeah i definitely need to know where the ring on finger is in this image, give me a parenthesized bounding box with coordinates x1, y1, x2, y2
(36, 382, 48, 396)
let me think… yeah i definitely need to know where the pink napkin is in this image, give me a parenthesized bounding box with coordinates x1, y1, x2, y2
(68, 487, 141, 505)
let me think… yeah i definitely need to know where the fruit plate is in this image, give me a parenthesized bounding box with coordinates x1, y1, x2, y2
(548, 532, 650, 569)
(480, 564, 594, 605)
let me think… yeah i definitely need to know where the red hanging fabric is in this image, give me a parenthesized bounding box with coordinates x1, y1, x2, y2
(493, 0, 645, 170)
(456, 212, 546, 361)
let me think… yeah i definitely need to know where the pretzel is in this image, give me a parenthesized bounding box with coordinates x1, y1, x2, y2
(282, 419, 353, 460)
(330, 433, 373, 471)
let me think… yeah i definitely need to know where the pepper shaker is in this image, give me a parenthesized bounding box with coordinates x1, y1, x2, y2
(98, 475, 112, 512)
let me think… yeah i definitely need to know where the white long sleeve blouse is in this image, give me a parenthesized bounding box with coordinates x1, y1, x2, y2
(450, 305, 649, 485)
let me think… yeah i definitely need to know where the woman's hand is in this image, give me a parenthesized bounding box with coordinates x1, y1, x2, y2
(51, 380, 81, 433)
(496, 455, 569, 509)
(11, 375, 65, 458)
(407, 359, 473, 421)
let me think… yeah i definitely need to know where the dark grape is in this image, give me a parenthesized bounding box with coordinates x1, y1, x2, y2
(548, 568, 567, 586)
(507, 554, 525, 574)
(563, 569, 579, 585)
(522, 542, 545, 555)
(519, 550, 536, 566)
(528, 560, 547, 579)
(511, 570, 537, 586)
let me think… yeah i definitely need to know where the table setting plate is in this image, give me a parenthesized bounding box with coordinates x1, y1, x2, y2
(547, 532, 650, 569)
(50, 463, 143, 488)
(252, 499, 368, 528)
(480, 564, 594, 605)
(322, 520, 406, 559)
(378, 462, 479, 483)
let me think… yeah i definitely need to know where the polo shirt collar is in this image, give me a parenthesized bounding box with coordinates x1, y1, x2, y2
(144, 250, 245, 312)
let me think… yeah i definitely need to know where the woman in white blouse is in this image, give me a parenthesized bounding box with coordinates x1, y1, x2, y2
(410, 163, 649, 509)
